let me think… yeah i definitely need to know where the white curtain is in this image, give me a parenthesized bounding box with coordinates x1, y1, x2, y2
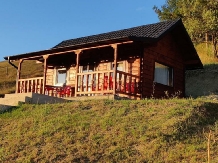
(154, 62, 170, 85)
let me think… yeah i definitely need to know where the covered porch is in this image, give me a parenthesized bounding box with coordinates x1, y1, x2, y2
(13, 42, 142, 99)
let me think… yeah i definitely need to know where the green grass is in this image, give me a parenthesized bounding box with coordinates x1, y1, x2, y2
(195, 43, 218, 65)
(0, 99, 218, 162)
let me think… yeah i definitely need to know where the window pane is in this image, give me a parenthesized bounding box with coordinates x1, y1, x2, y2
(57, 68, 67, 85)
(154, 62, 173, 86)
(117, 62, 123, 71)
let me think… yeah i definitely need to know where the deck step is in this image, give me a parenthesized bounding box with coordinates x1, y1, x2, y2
(0, 93, 68, 113)
(0, 95, 30, 112)
(4, 93, 33, 99)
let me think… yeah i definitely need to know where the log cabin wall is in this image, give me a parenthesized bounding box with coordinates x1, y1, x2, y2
(96, 62, 110, 71)
(46, 68, 55, 85)
(127, 58, 140, 76)
(142, 33, 185, 98)
(66, 66, 76, 86)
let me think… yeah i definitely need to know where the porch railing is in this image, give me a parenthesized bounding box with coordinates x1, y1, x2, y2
(16, 71, 141, 98)
(76, 70, 141, 97)
(116, 70, 141, 97)
(76, 70, 114, 96)
(17, 77, 43, 94)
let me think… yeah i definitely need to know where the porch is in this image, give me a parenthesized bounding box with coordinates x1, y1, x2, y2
(17, 70, 141, 99)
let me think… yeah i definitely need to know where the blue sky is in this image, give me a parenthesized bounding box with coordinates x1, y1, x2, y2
(0, 0, 165, 61)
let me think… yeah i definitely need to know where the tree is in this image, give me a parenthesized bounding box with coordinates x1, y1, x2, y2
(153, 0, 218, 57)
(153, 0, 182, 21)
(201, 0, 218, 57)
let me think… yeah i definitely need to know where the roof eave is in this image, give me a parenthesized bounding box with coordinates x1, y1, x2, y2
(4, 37, 134, 61)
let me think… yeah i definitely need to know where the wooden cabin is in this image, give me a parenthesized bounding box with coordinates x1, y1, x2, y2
(4, 19, 203, 99)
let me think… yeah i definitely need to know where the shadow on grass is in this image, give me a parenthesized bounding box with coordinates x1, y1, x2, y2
(165, 102, 218, 142)
(0, 105, 18, 114)
(186, 63, 218, 98)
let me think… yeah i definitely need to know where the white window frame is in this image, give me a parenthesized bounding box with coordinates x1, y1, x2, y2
(54, 67, 67, 86)
(154, 62, 173, 87)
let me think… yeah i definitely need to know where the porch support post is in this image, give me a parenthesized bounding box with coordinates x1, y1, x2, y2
(43, 55, 49, 94)
(15, 59, 23, 93)
(111, 44, 118, 95)
(74, 50, 82, 97)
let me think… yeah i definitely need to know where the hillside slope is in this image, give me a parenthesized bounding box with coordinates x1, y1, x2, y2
(0, 99, 218, 162)
(186, 64, 218, 97)
(0, 60, 43, 96)
(186, 43, 218, 97)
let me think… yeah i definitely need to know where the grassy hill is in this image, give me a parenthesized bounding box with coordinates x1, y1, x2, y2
(0, 99, 218, 162)
(0, 60, 43, 96)
(186, 43, 218, 97)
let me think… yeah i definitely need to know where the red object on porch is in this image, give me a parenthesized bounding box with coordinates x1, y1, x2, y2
(45, 85, 55, 96)
(64, 86, 72, 97)
(125, 83, 135, 93)
(45, 85, 73, 97)
(103, 76, 113, 90)
(109, 76, 113, 89)
(57, 86, 72, 97)
(104, 76, 108, 90)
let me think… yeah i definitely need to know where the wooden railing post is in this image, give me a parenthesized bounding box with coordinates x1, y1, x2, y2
(16, 59, 23, 93)
(74, 50, 82, 97)
(111, 44, 118, 95)
(43, 55, 49, 94)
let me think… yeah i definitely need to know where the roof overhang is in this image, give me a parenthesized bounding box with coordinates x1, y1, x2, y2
(4, 37, 148, 61)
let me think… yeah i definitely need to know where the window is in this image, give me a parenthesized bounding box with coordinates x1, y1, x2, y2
(110, 61, 125, 71)
(55, 68, 67, 86)
(154, 62, 173, 86)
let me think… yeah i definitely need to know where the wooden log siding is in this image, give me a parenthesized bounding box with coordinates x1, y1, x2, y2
(128, 58, 140, 76)
(17, 77, 43, 93)
(67, 67, 76, 85)
(142, 33, 185, 98)
(46, 68, 55, 85)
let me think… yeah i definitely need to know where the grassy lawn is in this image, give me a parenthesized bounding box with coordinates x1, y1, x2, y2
(0, 99, 218, 162)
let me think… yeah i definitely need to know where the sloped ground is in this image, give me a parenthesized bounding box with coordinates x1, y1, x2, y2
(186, 64, 218, 98)
(0, 99, 218, 162)
(0, 60, 43, 96)
(185, 43, 218, 98)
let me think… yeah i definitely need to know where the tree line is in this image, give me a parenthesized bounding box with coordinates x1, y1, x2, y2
(153, 0, 218, 57)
